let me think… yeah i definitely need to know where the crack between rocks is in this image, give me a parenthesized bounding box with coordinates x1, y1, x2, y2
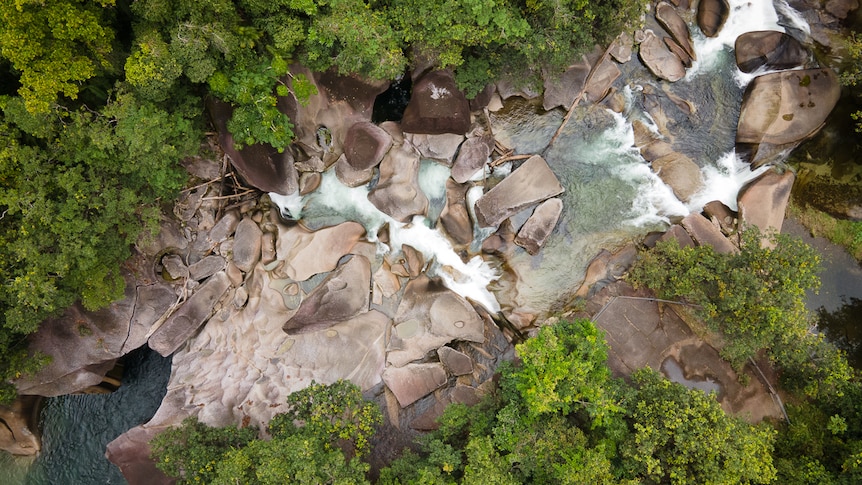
(118, 284, 142, 354)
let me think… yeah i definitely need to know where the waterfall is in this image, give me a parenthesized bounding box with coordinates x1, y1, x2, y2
(687, 151, 771, 211)
(270, 170, 501, 313)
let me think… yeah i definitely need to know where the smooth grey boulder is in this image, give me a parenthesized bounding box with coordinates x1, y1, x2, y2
(680, 214, 739, 254)
(161, 254, 188, 281)
(697, 0, 730, 38)
(16, 270, 173, 396)
(514, 198, 563, 255)
(665, 37, 693, 68)
(656, 1, 696, 62)
(368, 141, 429, 222)
(584, 56, 622, 104)
(232, 218, 262, 273)
(207, 210, 241, 246)
(382, 363, 448, 408)
(401, 70, 471, 135)
(149, 271, 231, 356)
(188, 255, 226, 281)
(735, 31, 809, 73)
(651, 151, 704, 203)
(284, 255, 371, 334)
(474, 155, 564, 227)
(437, 347, 473, 376)
(451, 135, 494, 183)
(737, 169, 794, 241)
(276, 222, 366, 281)
(439, 178, 474, 245)
(737, 69, 840, 147)
(343, 121, 392, 170)
(639, 30, 686, 82)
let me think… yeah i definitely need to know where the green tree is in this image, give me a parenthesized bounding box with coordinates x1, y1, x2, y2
(151, 380, 381, 484)
(629, 228, 821, 369)
(0, 0, 117, 112)
(622, 368, 777, 485)
(0, 92, 199, 402)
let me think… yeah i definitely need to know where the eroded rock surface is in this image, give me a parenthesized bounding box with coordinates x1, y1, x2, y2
(368, 141, 429, 222)
(382, 363, 448, 408)
(451, 135, 494, 183)
(284, 255, 371, 334)
(737, 168, 795, 240)
(276, 221, 366, 281)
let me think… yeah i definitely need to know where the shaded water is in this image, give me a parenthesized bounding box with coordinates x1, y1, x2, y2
(1, 348, 170, 485)
(783, 218, 862, 368)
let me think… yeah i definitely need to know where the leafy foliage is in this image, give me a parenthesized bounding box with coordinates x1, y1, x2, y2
(0, 0, 117, 112)
(622, 368, 776, 485)
(151, 380, 381, 484)
(629, 228, 821, 369)
(0, 92, 199, 401)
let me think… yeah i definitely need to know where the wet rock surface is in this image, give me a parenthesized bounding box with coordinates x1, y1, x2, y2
(735, 31, 809, 73)
(639, 29, 687, 82)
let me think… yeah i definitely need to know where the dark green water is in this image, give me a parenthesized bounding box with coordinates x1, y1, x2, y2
(0, 348, 171, 485)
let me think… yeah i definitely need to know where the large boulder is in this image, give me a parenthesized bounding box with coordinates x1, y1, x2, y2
(514, 198, 563, 255)
(382, 363, 448, 408)
(474, 155, 564, 227)
(735, 31, 809, 73)
(406, 133, 465, 165)
(401, 71, 471, 135)
(584, 56, 622, 104)
(451, 135, 494, 183)
(209, 98, 298, 195)
(232, 218, 262, 273)
(283, 255, 371, 334)
(276, 221, 366, 281)
(439, 178, 475, 245)
(736, 69, 840, 152)
(105, 425, 174, 485)
(737, 169, 794, 240)
(543, 61, 591, 111)
(387, 277, 485, 368)
(697, 0, 730, 38)
(638, 30, 687, 82)
(16, 271, 175, 396)
(680, 214, 739, 254)
(368, 141, 429, 222)
(656, 1, 696, 62)
(651, 151, 704, 202)
(148, 271, 231, 357)
(343, 121, 392, 170)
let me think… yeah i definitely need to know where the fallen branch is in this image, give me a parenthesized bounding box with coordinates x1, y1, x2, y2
(202, 189, 257, 201)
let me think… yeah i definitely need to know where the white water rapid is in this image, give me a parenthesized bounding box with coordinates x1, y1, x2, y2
(270, 170, 501, 313)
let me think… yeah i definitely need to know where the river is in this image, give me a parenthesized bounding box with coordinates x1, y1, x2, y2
(4, 0, 852, 482)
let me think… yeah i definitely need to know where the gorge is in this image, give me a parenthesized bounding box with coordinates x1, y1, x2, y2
(1, 0, 859, 482)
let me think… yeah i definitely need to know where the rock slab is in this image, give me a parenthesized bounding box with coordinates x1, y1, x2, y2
(474, 155, 564, 227)
(514, 198, 563, 255)
(383, 363, 448, 408)
(149, 271, 230, 356)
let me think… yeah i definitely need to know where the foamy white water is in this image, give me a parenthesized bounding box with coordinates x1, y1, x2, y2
(775, 0, 811, 36)
(687, 0, 784, 78)
(687, 151, 770, 211)
(270, 171, 501, 312)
